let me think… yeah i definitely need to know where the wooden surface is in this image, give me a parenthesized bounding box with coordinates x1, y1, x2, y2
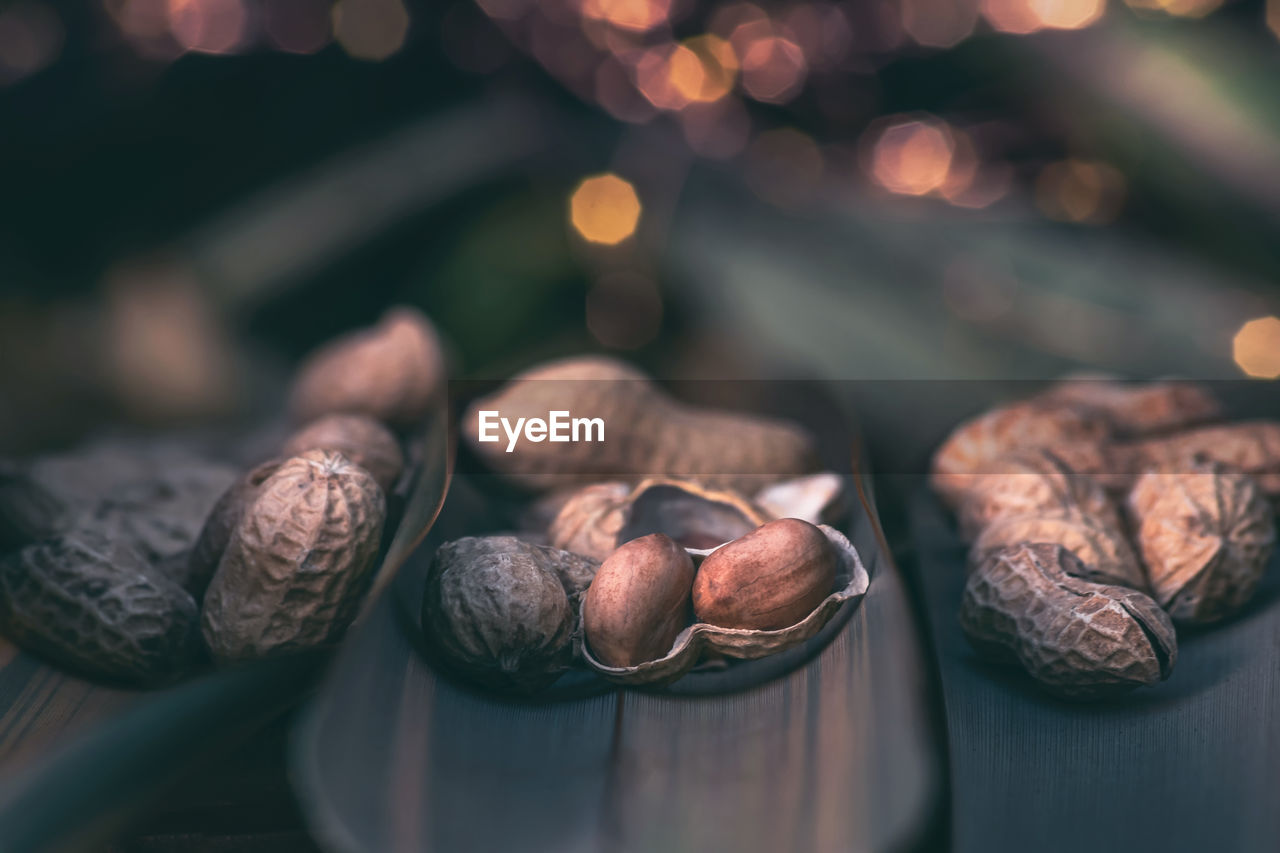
(293, 468, 948, 853)
(0, 640, 134, 774)
(907, 482, 1280, 853)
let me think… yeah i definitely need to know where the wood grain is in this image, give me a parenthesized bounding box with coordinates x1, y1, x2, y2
(908, 483, 1280, 853)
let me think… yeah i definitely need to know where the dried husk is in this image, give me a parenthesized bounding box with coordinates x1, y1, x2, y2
(548, 478, 770, 562)
(969, 509, 1146, 591)
(1035, 376, 1220, 437)
(423, 536, 599, 690)
(1118, 421, 1280, 497)
(754, 472, 846, 525)
(462, 356, 819, 492)
(184, 459, 283, 598)
(930, 401, 1113, 508)
(1128, 462, 1276, 625)
(201, 450, 386, 663)
(960, 543, 1176, 700)
(953, 450, 1122, 541)
(579, 524, 868, 685)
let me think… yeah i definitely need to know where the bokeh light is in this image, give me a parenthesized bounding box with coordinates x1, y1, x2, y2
(1270, 0, 1280, 41)
(333, 0, 409, 61)
(681, 98, 751, 158)
(1035, 159, 1126, 224)
(1125, 0, 1223, 18)
(868, 117, 955, 196)
(569, 173, 642, 245)
(580, 0, 671, 32)
(1026, 0, 1106, 29)
(668, 35, 738, 104)
(0, 3, 63, 82)
(981, 0, 1046, 33)
(586, 271, 664, 349)
(1233, 316, 1280, 379)
(739, 33, 807, 104)
(167, 0, 249, 54)
(265, 0, 332, 54)
(901, 0, 979, 49)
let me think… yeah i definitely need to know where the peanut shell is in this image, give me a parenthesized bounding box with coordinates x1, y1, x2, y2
(960, 543, 1176, 700)
(184, 459, 283, 598)
(969, 509, 1146, 590)
(930, 401, 1112, 508)
(1128, 462, 1276, 625)
(201, 450, 386, 663)
(288, 306, 444, 428)
(1119, 421, 1280, 497)
(0, 530, 200, 684)
(424, 536, 598, 690)
(282, 414, 404, 492)
(1035, 376, 1220, 437)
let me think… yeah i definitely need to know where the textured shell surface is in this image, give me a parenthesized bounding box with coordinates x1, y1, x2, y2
(185, 459, 283, 598)
(201, 450, 385, 663)
(1036, 377, 1220, 437)
(1123, 421, 1280, 496)
(424, 536, 592, 690)
(288, 306, 444, 427)
(282, 414, 404, 492)
(0, 529, 200, 684)
(1128, 463, 1276, 624)
(954, 450, 1122, 541)
(960, 543, 1176, 700)
(930, 401, 1112, 507)
(970, 508, 1146, 591)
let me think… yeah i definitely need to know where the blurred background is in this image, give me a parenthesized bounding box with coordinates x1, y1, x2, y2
(1, 0, 1279, 457)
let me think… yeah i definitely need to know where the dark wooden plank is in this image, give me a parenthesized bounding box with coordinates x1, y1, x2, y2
(907, 483, 1280, 853)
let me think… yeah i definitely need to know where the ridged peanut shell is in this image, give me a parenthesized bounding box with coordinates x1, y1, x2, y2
(1128, 463, 1276, 625)
(1035, 376, 1220, 437)
(960, 543, 1176, 700)
(463, 356, 818, 492)
(424, 536, 597, 690)
(583, 534, 695, 668)
(184, 459, 282, 598)
(954, 450, 1122, 541)
(970, 508, 1146, 590)
(693, 518, 837, 631)
(283, 413, 404, 492)
(1119, 421, 1280, 497)
(201, 450, 385, 663)
(0, 530, 200, 684)
(930, 401, 1112, 508)
(288, 306, 444, 428)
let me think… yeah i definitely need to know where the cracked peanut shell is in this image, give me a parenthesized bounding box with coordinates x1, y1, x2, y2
(0, 529, 200, 684)
(424, 536, 598, 691)
(201, 450, 385, 663)
(960, 543, 1176, 700)
(1128, 462, 1276, 625)
(1118, 421, 1280, 497)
